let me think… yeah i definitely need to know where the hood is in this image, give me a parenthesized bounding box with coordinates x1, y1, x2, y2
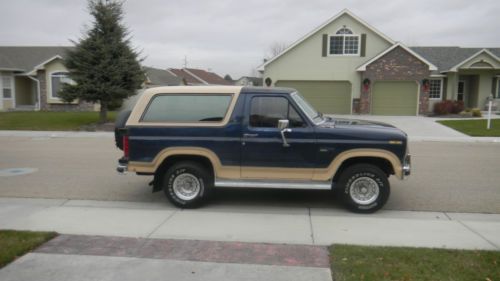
(319, 117, 396, 129)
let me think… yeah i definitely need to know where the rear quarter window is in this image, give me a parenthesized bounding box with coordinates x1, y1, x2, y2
(141, 94, 233, 122)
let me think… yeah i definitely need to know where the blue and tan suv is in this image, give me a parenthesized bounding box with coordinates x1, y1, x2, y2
(115, 86, 410, 213)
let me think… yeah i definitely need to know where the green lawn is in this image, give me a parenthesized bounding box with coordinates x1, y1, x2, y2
(330, 244, 499, 281)
(0, 230, 57, 268)
(437, 119, 500, 137)
(0, 111, 116, 131)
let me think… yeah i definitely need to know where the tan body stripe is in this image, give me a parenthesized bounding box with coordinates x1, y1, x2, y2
(127, 147, 403, 181)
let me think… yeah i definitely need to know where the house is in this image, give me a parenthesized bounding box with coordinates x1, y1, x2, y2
(143, 66, 181, 88)
(234, 76, 263, 87)
(167, 68, 232, 85)
(0, 46, 96, 111)
(259, 9, 500, 115)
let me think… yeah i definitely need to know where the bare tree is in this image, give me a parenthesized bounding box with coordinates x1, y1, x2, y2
(265, 42, 289, 60)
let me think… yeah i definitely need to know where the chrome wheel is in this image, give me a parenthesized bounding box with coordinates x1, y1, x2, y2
(172, 173, 201, 201)
(349, 176, 380, 205)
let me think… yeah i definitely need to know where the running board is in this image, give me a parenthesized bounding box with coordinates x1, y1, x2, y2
(214, 179, 332, 190)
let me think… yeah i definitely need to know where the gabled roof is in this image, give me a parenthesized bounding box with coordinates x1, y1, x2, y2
(168, 68, 232, 85)
(143, 66, 181, 86)
(410, 47, 500, 72)
(258, 9, 394, 71)
(0, 46, 73, 73)
(357, 43, 438, 71)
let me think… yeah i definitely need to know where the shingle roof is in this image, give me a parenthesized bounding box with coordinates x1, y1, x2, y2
(0, 46, 73, 72)
(143, 66, 181, 86)
(410, 47, 500, 72)
(168, 68, 201, 85)
(168, 68, 231, 85)
(184, 68, 232, 85)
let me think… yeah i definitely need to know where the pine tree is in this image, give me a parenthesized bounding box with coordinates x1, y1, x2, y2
(60, 0, 144, 123)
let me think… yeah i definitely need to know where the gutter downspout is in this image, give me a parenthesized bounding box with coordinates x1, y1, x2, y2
(27, 75, 41, 111)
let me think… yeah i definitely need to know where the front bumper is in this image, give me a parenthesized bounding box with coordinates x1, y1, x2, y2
(402, 154, 411, 179)
(117, 157, 128, 174)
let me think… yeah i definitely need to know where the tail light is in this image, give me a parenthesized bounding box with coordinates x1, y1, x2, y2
(123, 135, 129, 158)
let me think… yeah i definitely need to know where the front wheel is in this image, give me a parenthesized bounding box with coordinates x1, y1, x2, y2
(163, 161, 212, 208)
(337, 164, 390, 213)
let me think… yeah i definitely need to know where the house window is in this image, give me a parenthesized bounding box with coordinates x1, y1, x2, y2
(329, 27, 359, 56)
(429, 79, 442, 99)
(2, 75, 13, 99)
(51, 72, 73, 98)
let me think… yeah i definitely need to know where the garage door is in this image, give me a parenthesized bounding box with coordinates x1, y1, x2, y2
(372, 81, 418, 115)
(275, 81, 351, 114)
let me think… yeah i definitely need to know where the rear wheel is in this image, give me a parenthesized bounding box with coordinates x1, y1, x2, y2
(337, 164, 390, 213)
(163, 161, 212, 208)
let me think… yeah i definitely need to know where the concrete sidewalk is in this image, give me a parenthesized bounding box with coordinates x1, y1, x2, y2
(1, 197, 498, 250)
(0, 235, 332, 281)
(1, 197, 499, 281)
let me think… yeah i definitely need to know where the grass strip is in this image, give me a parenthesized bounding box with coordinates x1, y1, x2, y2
(330, 244, 499, 281)
(0, 230, 57, 268)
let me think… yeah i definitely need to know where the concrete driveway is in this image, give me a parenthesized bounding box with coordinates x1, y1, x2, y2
(330, 115, 500, 142)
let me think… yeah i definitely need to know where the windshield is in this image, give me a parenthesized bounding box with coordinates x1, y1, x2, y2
(290, 92, 324, 124)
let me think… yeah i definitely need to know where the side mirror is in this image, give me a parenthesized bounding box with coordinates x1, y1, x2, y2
(278, 119, 289, 130)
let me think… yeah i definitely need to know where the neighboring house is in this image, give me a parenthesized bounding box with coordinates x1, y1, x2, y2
(121, 66, 182, 110)
(143, 66, 181, 88)
(167, 68, 232, 85)
(234, 76, 263, 86)
(259, 9, 500, 115)
(0, 46, 96, 111)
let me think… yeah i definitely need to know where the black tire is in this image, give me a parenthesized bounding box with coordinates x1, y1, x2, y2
(336, 164, 390, 213)
(163, 161, 212, 208)
(114, 109, 132, 150)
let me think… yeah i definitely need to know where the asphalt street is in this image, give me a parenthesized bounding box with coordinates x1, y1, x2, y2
(0, 135, 499, 213)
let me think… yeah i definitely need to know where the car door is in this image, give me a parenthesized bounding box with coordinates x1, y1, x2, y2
(241, 94, 317, 180)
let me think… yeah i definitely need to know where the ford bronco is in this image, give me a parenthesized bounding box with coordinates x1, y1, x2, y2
(115, 86, 410, 213)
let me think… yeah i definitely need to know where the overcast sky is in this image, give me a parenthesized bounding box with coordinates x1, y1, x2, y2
(1, 0, 499, 78)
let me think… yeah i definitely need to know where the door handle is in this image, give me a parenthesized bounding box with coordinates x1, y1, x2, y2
(243, 133, 259, 138)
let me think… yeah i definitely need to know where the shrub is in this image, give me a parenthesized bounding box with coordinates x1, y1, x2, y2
(433, 100, 465, 115)
(471, 108, 482, 117)
(451, 100, 464, 114)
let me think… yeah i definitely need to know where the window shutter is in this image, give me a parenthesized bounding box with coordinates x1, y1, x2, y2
(360, 34, 367, 57)
(322, 34, 328, 57)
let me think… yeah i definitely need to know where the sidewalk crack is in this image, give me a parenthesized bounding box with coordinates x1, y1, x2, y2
(146, 210, 178, 238)
(308, 207, 315, 245)
(457, 220, 499, 250)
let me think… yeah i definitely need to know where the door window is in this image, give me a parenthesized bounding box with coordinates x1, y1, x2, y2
(250, 96, 306, 128)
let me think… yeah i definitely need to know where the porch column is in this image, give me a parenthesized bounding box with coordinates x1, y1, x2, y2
(446, 72, 458, 100)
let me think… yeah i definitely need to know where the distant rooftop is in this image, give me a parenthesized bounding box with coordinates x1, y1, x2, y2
(410, 46, 500, 72)
(168, 67, 231, 85)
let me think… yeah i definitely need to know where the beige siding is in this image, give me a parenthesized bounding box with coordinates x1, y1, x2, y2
(263, 13, 392, 101)
(15, 76, 34, 105)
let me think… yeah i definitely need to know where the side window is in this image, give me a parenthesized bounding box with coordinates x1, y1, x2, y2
(142, 94, 232, 122)
(250, 96, 306, 128)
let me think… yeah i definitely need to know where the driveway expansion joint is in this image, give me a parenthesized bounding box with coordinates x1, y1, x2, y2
(457, 220, 500, 250)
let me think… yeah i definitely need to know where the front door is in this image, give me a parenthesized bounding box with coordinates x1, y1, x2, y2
(457, 80, 466, 104)
(241, 94, 317, 180)
(0, 74, 3, 110)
